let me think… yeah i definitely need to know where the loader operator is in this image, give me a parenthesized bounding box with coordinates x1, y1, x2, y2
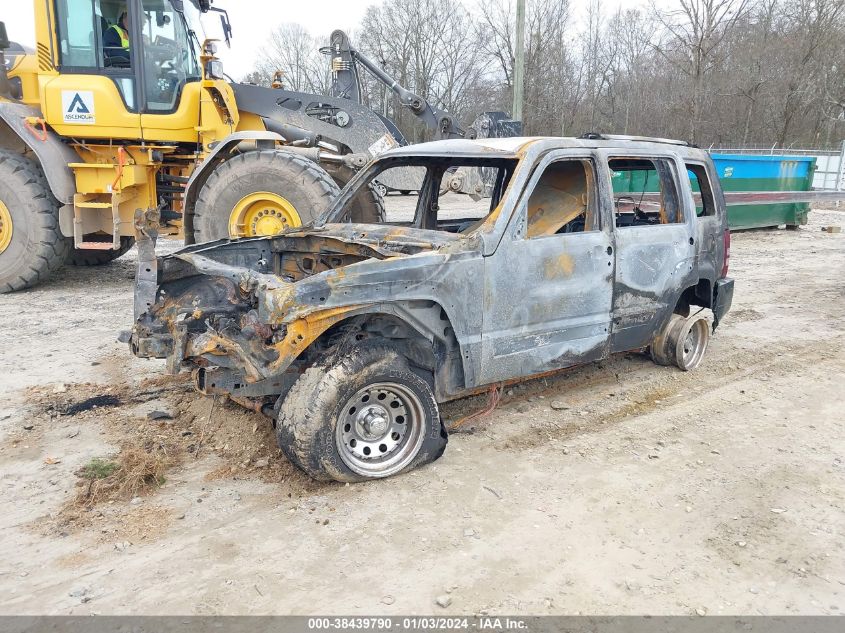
(103, 10, 130, 67)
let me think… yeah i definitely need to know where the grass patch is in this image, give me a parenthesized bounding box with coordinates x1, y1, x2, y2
(75, 442, 178, 507)
(80, 457, 119, 480)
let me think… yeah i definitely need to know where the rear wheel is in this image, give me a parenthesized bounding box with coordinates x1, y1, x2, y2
(650, 312, 711, 371)
(0, 150, 68, 293)
(275, 341, 447, 482)
(193, 149, 339, 242)
(66, 236, 135, 266)
(670, 313, 710, 371)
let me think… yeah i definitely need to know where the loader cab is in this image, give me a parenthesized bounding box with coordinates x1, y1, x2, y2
(44, 0, 205, 138)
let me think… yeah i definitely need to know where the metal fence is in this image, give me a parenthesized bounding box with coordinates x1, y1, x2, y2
(708, 141, 845, 192)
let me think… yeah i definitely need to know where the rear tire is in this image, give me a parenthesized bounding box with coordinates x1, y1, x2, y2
(0, 150, 69, 293)
(650, 312, 711, 371)
(193, 149, 339, 243)
(275, 341, 447, 482)
(66, 236, 135, 266)
(668, 312, 711, 371)
(649, 314, 682, 366)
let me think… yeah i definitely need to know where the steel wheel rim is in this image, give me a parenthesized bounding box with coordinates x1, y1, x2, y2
(680, 318, 708, 368)
(336, 382, 425, 478)
(228, 191, 302, 237)
(0, 201, 13, 254)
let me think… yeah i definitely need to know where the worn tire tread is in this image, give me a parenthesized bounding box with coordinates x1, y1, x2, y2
(276, 341, 446, 483)
(193, 150, 340, 243)
(0, 150, 69, 293)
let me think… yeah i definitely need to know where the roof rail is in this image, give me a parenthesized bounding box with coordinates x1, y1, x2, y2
(577, 132, 691, 147)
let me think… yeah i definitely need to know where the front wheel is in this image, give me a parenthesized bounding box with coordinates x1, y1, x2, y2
(276, 341, 447, 482)
(0, 151, 68, 293)
(192, 149, 340, 243)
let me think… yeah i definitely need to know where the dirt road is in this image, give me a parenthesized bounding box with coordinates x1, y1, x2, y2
(1, 210, 843, 615)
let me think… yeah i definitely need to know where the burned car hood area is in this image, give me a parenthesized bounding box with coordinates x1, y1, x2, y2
(131, 222, 476, 384)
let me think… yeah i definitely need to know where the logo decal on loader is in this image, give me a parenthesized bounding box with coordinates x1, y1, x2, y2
(61, 91, 96, 124)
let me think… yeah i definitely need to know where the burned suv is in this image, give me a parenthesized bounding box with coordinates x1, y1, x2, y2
(130, 136, 734, 482)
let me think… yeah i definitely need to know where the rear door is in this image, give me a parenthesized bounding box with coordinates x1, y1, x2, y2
(603, 152, 696, 352)
(685, 160, 724, 284)
(479, 150, 615, 385)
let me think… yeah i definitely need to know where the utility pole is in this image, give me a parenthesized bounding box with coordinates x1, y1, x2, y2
(512, 0, 525, 123)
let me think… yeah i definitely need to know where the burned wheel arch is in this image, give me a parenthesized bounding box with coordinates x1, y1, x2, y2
(305, 300, 467, 402)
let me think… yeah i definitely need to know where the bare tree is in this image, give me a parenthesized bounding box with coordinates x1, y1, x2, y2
(253, 23, 329, 94)
(358, 0, 490, 142)
(247, 0, 845, 148)
(476, 0, 571, 135)
(651, 0, 751, 143)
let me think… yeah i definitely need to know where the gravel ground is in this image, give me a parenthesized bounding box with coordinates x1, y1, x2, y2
(0, 208, 843, 616)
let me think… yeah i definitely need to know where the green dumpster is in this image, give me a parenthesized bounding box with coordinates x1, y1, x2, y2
(710, 154, 817, 229)
(609, 154, 818, 230)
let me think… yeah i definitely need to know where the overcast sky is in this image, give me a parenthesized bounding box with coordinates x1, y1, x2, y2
(4, 0, 370, 78)
(3, 0, 639, 80)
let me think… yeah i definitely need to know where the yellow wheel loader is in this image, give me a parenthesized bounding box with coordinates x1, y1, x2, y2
(0, 1, 430, 293)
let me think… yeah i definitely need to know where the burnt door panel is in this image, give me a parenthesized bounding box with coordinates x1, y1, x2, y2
(608, 156, 696, 351)
(479, 154, 614, 385)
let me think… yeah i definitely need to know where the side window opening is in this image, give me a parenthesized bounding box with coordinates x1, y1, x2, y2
(56, 0, 109, 68)
(686, 163, 716, 217)
(610, 158, 682, 227)
(55, 0, 136, 108)
(334, 158, 517, 234)
(525, 159, 597, 238)
(141, 0, 201, 112)
(54, 0, 199, 113)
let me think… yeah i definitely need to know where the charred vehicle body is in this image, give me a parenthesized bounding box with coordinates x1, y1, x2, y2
(130, 135, 735, 482)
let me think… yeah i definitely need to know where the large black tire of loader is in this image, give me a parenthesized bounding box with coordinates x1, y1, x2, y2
(66, 236, 135, 266)
(192, 149, 340, 242)
(275, 340, 447, 483)
(328, 164, 386, 224)
(0, 150, 69, 293)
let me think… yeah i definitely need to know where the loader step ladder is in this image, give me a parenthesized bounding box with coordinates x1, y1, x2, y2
(72, 192, 125, 250)
(76, 241, 117, 250)
(69, 158, 139, 251)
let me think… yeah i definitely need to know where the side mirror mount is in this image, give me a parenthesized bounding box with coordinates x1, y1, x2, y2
(218, 14, 230, 47)
(0, 21, 14, 101)
(0, 22, 10, 51)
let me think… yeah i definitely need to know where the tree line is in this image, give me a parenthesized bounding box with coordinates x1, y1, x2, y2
(244, 0, 845, 149)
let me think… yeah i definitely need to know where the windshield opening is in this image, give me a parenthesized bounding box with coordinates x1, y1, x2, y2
(322, 156, 519, 235)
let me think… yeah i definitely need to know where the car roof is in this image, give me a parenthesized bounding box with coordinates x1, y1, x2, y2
(382, 135, 710, 161)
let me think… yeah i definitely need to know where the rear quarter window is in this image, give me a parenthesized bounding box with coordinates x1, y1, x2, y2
(685, 163, 717, 217)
